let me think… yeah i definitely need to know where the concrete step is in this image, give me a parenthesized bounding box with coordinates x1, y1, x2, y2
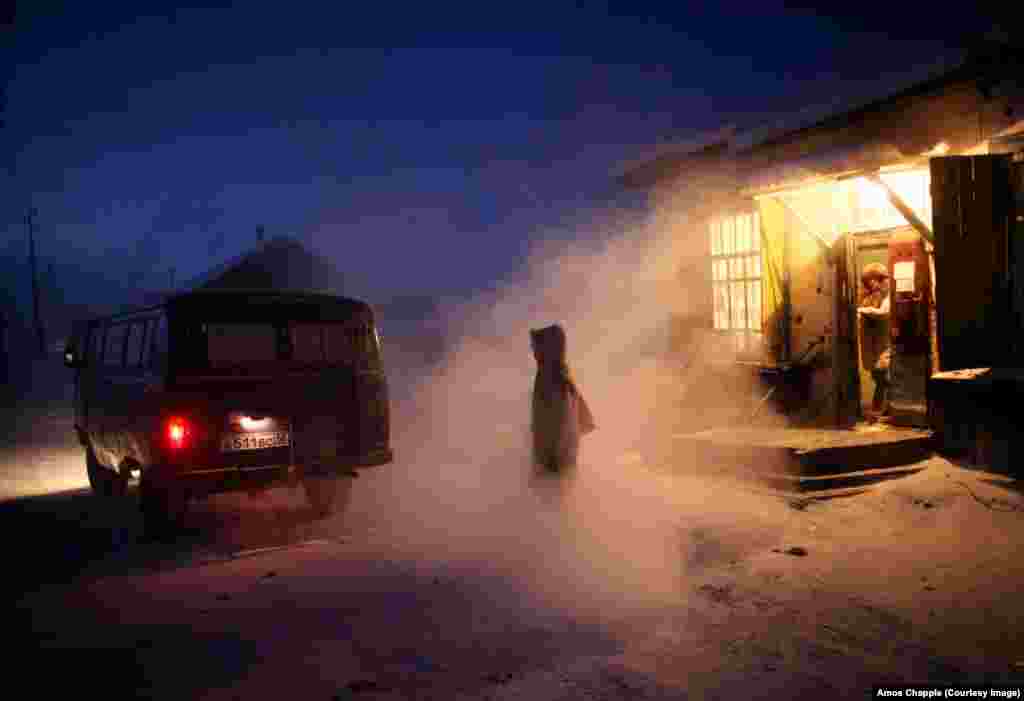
(748, 464, 929, 493)
(734, 484, 873, 502)
(663, 426, 935, 480)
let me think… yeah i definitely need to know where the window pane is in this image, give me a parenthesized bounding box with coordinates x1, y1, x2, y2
(104, 325, 127, 367)
(753, 255, 762, 278)
(90, 327, 105, 365)
(139, 323, 151, 366)
(722, 217, 734, 255)
(124, 322, 144, 368)
(150, 316, 168, 370)
(730, 281, 745, 330)
(290, 323, 325, 363)
(207, 323, 277, 368)
(714, 283, 729, 329)
(740, 214, 752, 252)
(752, 212, 761, 250)
(748, 282, 760, 330)
(710, 219, 721, 256)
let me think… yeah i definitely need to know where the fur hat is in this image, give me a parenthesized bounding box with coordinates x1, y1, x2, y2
(861, 262, 889, 284)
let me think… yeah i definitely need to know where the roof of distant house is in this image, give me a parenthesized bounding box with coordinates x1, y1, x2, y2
(135, 236, 344, 309)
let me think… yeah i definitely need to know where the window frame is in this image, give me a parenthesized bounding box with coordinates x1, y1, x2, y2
(103, 323, 129, 368)
(710, 210, 763, 356)
(123, 321, 146, 370)
(149, 314, 168, 372)
(90, 324, 105, 367)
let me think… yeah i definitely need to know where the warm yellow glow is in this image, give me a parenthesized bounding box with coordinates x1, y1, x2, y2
(754, 166, 932, 245)
(924, 141, 950, 156)
(853, 176, 890, 212)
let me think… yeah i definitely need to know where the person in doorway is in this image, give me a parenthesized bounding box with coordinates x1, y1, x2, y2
(530, 324, 596, 472)
(857, 262, 892, 421)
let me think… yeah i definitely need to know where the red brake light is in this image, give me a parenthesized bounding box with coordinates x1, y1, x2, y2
(166, 417, 190, 450)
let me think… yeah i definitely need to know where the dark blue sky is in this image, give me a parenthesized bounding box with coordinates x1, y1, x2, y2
(0, 1, 995, 308)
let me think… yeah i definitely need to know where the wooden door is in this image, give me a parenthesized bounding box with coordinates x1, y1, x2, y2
(930, 155, 1014, 371)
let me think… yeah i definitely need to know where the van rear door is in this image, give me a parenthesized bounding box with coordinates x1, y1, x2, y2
(348, 322, 389, 463)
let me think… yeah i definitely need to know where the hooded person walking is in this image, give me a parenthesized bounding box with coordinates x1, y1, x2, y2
(530, 324, 596, 472)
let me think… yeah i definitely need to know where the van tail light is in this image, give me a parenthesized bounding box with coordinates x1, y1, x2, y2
(165, 417, 191, 450)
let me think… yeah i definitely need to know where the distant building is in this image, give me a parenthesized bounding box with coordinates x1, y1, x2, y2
(137, 236, 344, 308)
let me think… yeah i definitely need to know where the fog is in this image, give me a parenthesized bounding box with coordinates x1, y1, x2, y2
(0, 195, 791, 619)
(361, 202, 787, 620)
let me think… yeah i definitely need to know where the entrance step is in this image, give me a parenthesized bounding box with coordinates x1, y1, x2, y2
(748, 464, 928, 493)
(660, 425, 934, 493)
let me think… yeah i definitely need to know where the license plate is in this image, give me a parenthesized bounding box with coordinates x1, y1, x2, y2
(220, 431, 290, 452)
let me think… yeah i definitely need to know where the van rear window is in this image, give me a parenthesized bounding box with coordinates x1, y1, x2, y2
(291, 322, 379, 368)
(178, 319, 381, 374)
(207, 323, 278, 369)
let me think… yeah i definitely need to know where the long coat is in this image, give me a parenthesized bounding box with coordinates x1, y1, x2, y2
(530, 325, 595, 471)
(859, 289, 891, 378)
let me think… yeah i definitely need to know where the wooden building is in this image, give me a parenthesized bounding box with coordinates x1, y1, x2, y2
(619, 42, 1024, 442)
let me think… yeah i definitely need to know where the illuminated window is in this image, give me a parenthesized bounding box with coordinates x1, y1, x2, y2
(710, 211, 762, 355)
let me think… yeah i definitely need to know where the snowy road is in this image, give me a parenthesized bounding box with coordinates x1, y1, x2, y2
(4, 359, 1024, 698)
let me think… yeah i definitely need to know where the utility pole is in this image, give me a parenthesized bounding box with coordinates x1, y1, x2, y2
(25, 207, 46, 356)
(257, 225, 265, 243)
(169, 267, 176, 290)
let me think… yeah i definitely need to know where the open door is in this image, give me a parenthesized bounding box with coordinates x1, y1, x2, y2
(852, 231, 891, 416)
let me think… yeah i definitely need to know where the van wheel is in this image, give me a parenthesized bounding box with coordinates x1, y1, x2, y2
(140, 477, 186, 536)
(303, 475, 353, 518)
(86, 447, 127, 497)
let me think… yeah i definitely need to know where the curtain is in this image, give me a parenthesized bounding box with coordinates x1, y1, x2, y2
(757, 196, 787, 363)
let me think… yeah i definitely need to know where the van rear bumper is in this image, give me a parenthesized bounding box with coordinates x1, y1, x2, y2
(173, 463, 295, 497)
(162, 448, 393, 497)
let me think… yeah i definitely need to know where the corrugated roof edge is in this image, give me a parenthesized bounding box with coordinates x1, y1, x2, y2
(613, 125, 739, 186)
(732, 51, 971, 153)
(617, 49, 980, 188)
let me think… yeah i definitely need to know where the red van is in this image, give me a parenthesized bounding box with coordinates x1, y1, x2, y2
(63, 289, 392, 531)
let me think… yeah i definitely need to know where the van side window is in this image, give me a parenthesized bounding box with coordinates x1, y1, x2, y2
(104, 324, 127, 367)
(149, 315, 168, 371)
(138, 319, 152, 369)
(124, 321, 145, 369)
(91, 325, 105, 366)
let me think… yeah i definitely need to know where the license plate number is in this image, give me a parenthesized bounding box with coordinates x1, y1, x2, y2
(220, 431, 290, 452)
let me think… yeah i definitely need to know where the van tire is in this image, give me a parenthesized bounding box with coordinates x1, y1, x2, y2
(86, 447, 127, 498)
(140, 477, 186, 536)
(303, 475, 352, 517)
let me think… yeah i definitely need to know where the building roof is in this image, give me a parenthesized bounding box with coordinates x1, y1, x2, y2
(136, 236, 344, 309)
(613, 125, 738, 189)
(179, 236, 341, 291)
(740, 142, 908, 196)
(619, 42, 1024, 191)
(731, 52, 970, 153)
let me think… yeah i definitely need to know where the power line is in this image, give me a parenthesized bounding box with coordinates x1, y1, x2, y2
(25, 207, 46, 355)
